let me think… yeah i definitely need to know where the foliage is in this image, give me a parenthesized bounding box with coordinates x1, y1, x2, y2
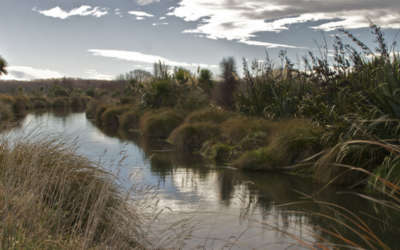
(0, 55, 8, 77)
(139, 109, 184, 138)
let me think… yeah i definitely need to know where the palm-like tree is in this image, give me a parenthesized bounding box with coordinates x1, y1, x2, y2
(0, 55, 8, 77)
(199, 69, 215, 94)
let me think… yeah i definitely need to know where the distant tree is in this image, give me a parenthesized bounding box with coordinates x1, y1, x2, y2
(198, 69, 215, 94)
(0, 55, 8, 78)
(132, 69, 152, 82)
(17, 86, 24, 95)
(86, 87, 95, 97)
(40, 85, 45, 94)
(219, 56, 238, 86)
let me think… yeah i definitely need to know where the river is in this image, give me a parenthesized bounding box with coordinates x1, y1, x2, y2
(13, 108, 400, 250)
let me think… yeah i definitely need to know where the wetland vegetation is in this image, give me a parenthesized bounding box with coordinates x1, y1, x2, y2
(0, 23, 400, 249)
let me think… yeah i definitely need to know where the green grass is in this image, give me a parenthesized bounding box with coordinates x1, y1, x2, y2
(185, 107, 234, 124)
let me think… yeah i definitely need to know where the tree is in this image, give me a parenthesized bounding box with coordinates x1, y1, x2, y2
(219, 56, 238, 86)
(198, 69, 215, 94)
(0, 55, 8, 78)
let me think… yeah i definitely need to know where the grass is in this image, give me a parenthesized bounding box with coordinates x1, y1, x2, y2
(100, 105, 131, 126)
(139, 109, 185, 138)
(185, 107, 234, 124)
(52, 97, 69, 108)
(169, 122, 221, 150)
(0, 126, 192, 249)
(120, 109, 145, 130)
(0, 102, 13, 123)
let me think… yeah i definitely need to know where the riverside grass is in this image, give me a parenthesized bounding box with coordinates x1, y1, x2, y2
(0, 127, 192, 249)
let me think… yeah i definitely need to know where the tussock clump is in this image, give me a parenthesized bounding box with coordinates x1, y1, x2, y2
(100, 105, 130, 126)
(201, 141, 236, 163)
(52, 97, 69, 107)
(29, 96, 51, 107)
(232, 147, 281, 171)
(0, 95, 16, 106)
(94, 103, 113, 120)
(169, 122, 221, 150)
(185, 108, 233, 124)
(13, 95, 31, 115)
(0, 102, 13, 123)
(221, 116, 277, 144)
(140, 109, 184, 138)
(32, 100, 47, 108)
(120, 109, 145, 130)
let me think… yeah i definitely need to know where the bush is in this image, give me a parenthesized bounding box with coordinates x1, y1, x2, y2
(139, 109, 184, 138)
(86, 87, 95, 97)
(201, 141, 235, 163)
(120, 96, 135, 105)
(12, 95, 31, 115)
(168, 122, 221, 150)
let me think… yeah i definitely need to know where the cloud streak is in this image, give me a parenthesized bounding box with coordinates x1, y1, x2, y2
(1, 66, 64, 80)
(88, 49, 218, 68)
(167, 0, 400, 47)
(33, 6, 108, 19)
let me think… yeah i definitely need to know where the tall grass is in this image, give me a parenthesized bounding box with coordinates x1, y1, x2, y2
(0, 127, 191, 249)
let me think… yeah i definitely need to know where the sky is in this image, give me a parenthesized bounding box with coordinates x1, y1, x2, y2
(0, 0, 399, 81)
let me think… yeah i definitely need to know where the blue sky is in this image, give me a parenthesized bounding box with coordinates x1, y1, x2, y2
(0, 0, 399, 80)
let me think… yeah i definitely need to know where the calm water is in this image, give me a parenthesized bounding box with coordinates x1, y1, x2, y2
(13, 108, 400, 249)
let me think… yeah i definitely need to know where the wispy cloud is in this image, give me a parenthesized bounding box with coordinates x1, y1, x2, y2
(88, 49, 218, 68)
(152, 23, 168, 26)
(128, 11, 154, 17)
(33, 6, 108, 19)
(160, 17, 166, 20)
(136, 0, 161, 6)
(84, 70, 114, 80)
(1, 66, 64, 80)
(167, 0, 400, 47)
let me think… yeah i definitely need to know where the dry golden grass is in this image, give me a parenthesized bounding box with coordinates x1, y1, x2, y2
(0, 127, 193, 249)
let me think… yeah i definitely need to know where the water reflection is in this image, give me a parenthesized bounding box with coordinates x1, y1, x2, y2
(14, 109, 400, 249)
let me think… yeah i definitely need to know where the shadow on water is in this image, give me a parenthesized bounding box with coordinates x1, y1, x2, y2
(14, 109, 400, 249)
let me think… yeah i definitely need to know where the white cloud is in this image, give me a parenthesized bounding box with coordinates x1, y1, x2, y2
(136, 0, 161, 5)
(88, 49, 218, 68)
(152, 23, 169, 26)
(167, 0, 400, 47)
(128, 11, 154, 17)
(34, 6, 108, 19)
(84, 70, 114, 80)
(160, 17, 166, 20)
(1, 66, 64, 80)
(136, 17, 145, 20)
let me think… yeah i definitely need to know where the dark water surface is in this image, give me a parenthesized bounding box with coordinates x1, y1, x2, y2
(14, 108, 400, 249)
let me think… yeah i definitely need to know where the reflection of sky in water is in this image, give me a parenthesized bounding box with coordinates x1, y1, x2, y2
(14, 109, 400, 250)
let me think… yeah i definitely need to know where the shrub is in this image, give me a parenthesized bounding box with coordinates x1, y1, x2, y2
(120, 96, 135, 105)
(12, 95, 31, 115)
(201, 141, 236, 163)
(86, 87, 95, 97)
(168, 122, 221, 150)
(140, 109, 184, 138)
